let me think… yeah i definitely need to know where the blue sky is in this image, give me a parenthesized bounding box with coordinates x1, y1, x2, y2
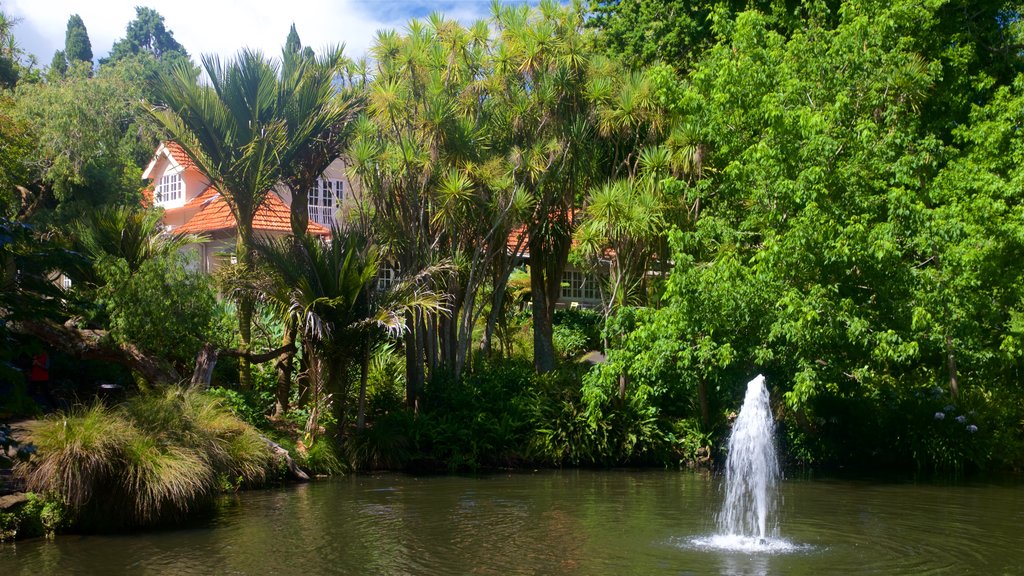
(6, 0, 517, 65)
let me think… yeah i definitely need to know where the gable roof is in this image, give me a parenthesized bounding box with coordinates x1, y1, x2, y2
(141, 141, 198, 179)
(174, 187, 331, 237)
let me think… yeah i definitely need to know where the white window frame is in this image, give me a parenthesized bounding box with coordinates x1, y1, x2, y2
(309, 178, 344, 227)
(377, 263, 398, 292)
(561, 269, 599, 301)
(156, 170, 184, 204)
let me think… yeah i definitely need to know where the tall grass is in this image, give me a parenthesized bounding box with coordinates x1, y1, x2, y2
(17, 387, 275, 528)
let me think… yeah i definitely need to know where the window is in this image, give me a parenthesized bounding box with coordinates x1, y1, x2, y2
(156, 171, 183, 204)
(309, 178, 344, 227)
(377, 264, 397, 291)
(561, 270, 599, 301)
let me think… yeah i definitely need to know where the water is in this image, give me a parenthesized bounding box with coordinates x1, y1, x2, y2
(719, 375, 779, 540)
(1, 471, 1022, 575)
(692, 375, 791, 553)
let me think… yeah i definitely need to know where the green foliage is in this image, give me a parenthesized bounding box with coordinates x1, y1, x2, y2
(0, 492, 67, 541)
(552, 307, 601, 359)
(582, 0, 1024, 472)
(11, 59, 158, 221)
(16, 388, 275, 528)
(409, 361, 538, 470)
(104, 7, 188, 65)
(64, 14, 92, 64)
(205, 386, 271, 428)
(95, 253, 228, 368)
(301, 440, 346, 476)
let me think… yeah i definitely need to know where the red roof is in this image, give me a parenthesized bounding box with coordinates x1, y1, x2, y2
(141, 184, 154, 208)
(164, 141, 197, 172)
(175, 189, 331, 237)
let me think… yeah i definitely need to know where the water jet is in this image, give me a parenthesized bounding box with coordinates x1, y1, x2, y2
(691, 375, 799, 554)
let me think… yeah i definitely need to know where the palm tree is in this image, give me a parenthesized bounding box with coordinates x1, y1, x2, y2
(150, 49, 330, 388)
(255, 229, 446, 444)
(72, 205, 203, 279)
(268, 46, 363, 415)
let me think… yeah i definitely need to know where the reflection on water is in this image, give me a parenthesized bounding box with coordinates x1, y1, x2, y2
(0, 471, 1021, 575)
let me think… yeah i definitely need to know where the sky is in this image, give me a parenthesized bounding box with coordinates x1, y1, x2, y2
(6, 0, 502, 65)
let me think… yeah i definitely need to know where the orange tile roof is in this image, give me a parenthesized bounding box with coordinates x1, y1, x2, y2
(174, 189, 331, 237)
(141, 184, 154, 208)
(164, 141, 197, 172)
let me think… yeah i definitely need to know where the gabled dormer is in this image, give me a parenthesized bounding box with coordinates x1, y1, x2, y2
(141, 142, 210, 210)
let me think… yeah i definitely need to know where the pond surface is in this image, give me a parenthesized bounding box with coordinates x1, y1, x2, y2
(1, 470, 1021, 575)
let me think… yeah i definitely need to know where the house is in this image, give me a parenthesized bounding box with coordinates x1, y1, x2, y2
(142, 141, 359, 273)
(506, 223, 606, 309)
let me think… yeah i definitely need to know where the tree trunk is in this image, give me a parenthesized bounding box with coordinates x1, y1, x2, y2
(357, 338, 370, 431)
(273, 325, 296, 417)
(531, 267, 557, 373)
(698, 376, 711, 429)
(12, 320, 180, 386)
(236, 225, 255, 390)
(945, 332, 959, 400)
(404, 312, 422, 410)
(191, 343, 218, 388)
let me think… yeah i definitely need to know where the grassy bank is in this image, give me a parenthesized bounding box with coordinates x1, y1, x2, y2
(7, 387, 281, 536)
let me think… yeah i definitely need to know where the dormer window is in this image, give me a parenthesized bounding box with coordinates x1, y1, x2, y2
(309, 178, 343, 226)
(156, 171, 183, 204)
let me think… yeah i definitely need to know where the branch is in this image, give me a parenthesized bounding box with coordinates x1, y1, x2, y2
(10, 319, 181, 386)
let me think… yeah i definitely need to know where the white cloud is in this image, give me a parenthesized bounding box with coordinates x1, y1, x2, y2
(6, 0, 496, 66)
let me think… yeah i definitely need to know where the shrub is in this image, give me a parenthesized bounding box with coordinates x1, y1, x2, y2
(16, 387, 275, 528)
(552, 307, 602, 359)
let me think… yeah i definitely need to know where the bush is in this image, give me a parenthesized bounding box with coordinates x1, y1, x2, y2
(411, 361, 537, 470)
(16, 387, 276, 528)
(0, 492, 67, 541)
(552, 307, 602, 359)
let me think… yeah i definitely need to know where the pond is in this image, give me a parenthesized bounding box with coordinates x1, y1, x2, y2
(1, 470, 1021, 575)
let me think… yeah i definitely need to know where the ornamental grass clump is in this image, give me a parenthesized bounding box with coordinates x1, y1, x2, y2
(16, 387, 274, 528)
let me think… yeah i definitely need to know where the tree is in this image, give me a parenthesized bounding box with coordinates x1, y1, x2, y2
(489, 1, 606, 373)
(0, 8, 21, 88)
(48, 50, 67, 80)
(11, 58, 157, 224)
(151, 49, 335, 388)
(256, 230, 444, 443)
(285, 23, 302, 55)
(106, 7, 188, 63)
(351, 12, 530, 398)
(64, 14, 93, 65)
(268, 41, 361, 414)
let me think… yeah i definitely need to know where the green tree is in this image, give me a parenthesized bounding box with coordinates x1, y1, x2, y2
(595, 0, 1024, 469)
(106, 7, 188, 63)
(69, 206, 223, 371)
(256, 231, 444, 443)
(351, 12, 532, 398)
(11, 58, 157, 224)
(64, 14, 92, 65)
(488, 1, 606, 373)
(151, 49, 338, 389)
(48, 50, 67, 80)
(0, 8, 21, 88)
(284, 23, 301, 55)
(267, 43, 361, 415)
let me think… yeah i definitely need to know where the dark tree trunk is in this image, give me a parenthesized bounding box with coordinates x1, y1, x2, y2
(13, 320, 180, 386)
(357, 338, 370, 431)
(273, 325, 296, 416)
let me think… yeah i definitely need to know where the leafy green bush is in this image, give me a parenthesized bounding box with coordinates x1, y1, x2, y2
(96, 253, 232, 369)
(16, 387, 275, 528)
(552, 307, 602, 359)
(411, 361, 537, 470)
(0, 492, 67, 541)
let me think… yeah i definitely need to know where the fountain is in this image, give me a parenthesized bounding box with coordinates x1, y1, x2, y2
(691, 375, 800, 554)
